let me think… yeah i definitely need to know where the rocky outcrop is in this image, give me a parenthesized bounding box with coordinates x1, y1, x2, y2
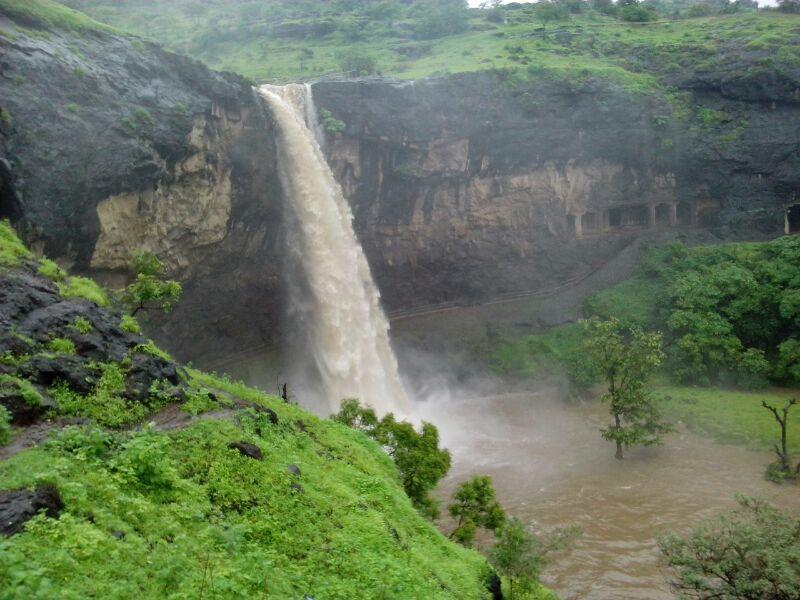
(312, 71, 800, 311)
(0, 262, 185, 421)
(0, 16, 284, 363)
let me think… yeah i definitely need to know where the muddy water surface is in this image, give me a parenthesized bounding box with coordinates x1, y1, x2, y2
(418, 392, 800, 600)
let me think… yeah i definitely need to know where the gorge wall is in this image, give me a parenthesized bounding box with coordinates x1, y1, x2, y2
(312, 71, 800, 312)
(1, 14, 798, 364)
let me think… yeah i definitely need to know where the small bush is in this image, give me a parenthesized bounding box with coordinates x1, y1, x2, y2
(0, 220, 31, 268)
(0, 405, 11, 445)
(132, 341, 172, 362)
(181, 388, 219, 416)
(319, 108, 345, 135)
(119, 315, 141, 334)
(0, 374, 42, 407)
(47, 337, 76, 355)
(37, 258, 66, 281)
(58, 277, 110, 307)
(72, 316, 93, 334)
(619, 4, 655, 21)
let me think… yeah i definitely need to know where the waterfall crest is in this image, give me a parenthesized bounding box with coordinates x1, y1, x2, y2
(258, 84, 409, 416)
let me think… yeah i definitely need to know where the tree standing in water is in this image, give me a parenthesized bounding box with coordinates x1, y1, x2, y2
(762, 397, 797, 480)
(584, 318, 671, 459)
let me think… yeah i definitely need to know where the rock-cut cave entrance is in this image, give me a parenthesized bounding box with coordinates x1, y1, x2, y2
(787, 205, 800, 235)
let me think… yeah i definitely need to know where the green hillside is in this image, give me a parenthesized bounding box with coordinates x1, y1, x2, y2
(51, 0, 800, 86)
(0, 222, 499, 599)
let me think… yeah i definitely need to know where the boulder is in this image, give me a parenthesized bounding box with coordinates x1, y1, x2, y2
(0, 484, 64, 536)
(227, 441, 263, 460)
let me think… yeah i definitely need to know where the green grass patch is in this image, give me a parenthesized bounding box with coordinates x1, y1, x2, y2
(46, 337, 76, 355)
(0, 376, 491, 598)
(0, 220, 31, 268)
(119, 315, 141, 334)
(655, 386, 800, 453)
(58, 276, 110, 307)
(37, 258, 66, 282)
(0, 0, 121, 35)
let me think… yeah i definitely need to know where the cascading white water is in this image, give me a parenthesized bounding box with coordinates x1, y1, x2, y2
(258, 83, 410, 416)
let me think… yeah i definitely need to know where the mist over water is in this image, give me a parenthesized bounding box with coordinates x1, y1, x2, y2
(257, 84, 409, 416)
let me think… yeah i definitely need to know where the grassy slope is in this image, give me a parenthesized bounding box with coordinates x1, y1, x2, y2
(654, 386, 800, 453)
(0, 0, 121, 35)
(52, 1, 800, 85)
(0, 223, 494, 599)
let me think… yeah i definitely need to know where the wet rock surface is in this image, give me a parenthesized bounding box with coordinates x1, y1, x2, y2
(0, 484, 64, 536)
(228, 441, 263, 460)
(0, 264, 186, 424)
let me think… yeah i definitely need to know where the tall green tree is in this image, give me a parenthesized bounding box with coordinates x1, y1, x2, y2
(335, 399, 451, 518)
(121, 252, 182, 317)
(659, 496, 800, 600)
(584, 318, 672, 459)
(448, 475, 505, 546)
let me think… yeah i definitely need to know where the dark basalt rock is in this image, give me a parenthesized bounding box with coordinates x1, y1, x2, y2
(20, 356, 95, 394)
(227, 441, 263, 460)
(0, 484, 64, 536)
(486, 572, 503, 600)
(0, 383, 55, 425)
(124, 352, 181, 402)
(287, 464, 301, 477)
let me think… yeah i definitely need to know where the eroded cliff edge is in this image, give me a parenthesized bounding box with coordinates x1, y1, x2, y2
(1, 13, 798, 364)
(313, 71, 800, 312)
(0, 16, 284, 362)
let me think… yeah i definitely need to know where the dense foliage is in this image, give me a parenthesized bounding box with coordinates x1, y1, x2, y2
(335, 399, 452, 518)
(448, 475, 505, 547)
(497, 237, 800, 390)
(48, 0, 800, 87)
(659, 496, 800, 600)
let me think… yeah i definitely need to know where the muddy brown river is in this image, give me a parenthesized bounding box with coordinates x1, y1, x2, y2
(417, 391, 800, 600)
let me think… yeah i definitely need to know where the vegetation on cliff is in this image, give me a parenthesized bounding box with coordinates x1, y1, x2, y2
(49, 0, 800, 91)
(0, 222, 496, 598)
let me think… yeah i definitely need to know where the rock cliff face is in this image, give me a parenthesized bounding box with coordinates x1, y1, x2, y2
(0, 17, 284, 362)
(313, 71, 800, 311)
(2, 15, 798, 363)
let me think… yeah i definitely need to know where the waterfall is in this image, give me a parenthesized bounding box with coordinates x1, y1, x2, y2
(258, 84, 410, 416)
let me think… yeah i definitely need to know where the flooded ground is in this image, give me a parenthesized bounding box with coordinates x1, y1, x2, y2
(419, 391, 800, 599)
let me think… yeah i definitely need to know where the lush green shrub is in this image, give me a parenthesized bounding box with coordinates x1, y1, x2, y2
(448, 475, 505, 546)
(337, 50, 378, 75)
(659, 496, 800, 600)
(119, 314, 141, 334)
(37, 257, 66, 281)
(121, 252, 181, 317)
(335, 399, 451, 518)
(0, 405, 11, 446)
(620, 4, 656, 20)
(319, 108, 345, 135)
(72, 316, 93, 334)
(0, 220, 31, 268)
(47, 337, 76, 355)
(58, 276, 110, 307)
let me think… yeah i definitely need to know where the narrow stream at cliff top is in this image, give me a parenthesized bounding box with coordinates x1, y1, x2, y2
(418, 391, 800, 600)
